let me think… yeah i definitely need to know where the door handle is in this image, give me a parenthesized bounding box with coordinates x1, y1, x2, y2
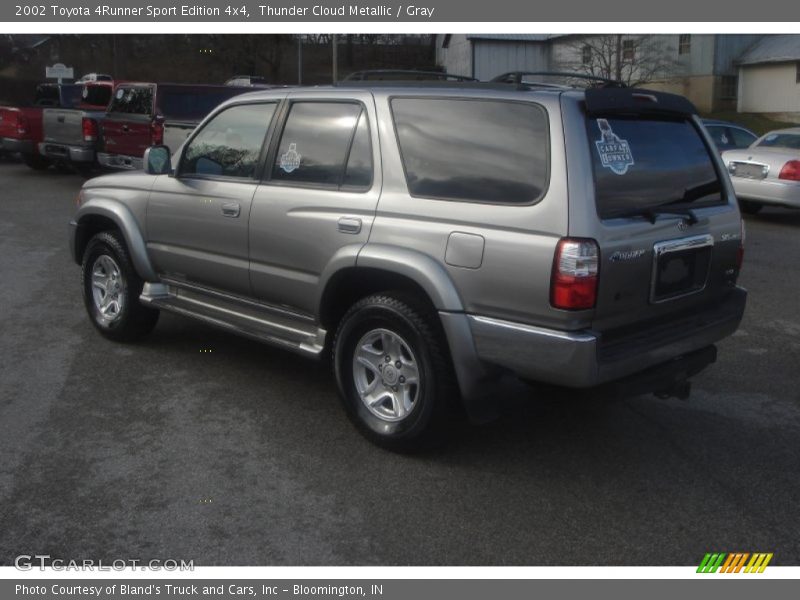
(221, 203, 241, 218)
(121, 124, 129, 132)
(338, 217, 362, 234)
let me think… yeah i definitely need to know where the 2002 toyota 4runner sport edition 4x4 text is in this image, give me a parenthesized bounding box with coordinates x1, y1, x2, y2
(69, 81, 747, 450)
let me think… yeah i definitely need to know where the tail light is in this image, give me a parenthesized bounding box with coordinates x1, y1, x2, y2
(82, 117, 98, 142)
(150, 118, 164, 146)
(15, 112, 29, 136)
(778, 160, 800, 181)
(550, 238, 600, 310)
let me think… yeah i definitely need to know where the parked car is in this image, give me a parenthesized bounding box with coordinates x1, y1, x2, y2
(70, 82, 747, 450)
(722, 127, 800, 214)
(0, 82, 83, 170)
(39, 80, 114, 173)
(702, 119, 757, 153)
(98, 83, 254, 170)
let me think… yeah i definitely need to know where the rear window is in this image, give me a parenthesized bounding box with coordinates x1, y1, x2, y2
(391, 98, 549, 204)
(588, 116, 723, 220)
(79, 84, 112, 108)
(108, 86, 154, 115)
(158, 88, 245, 121)
(35, 85, 80, 108)
(755, 132, 800, 150)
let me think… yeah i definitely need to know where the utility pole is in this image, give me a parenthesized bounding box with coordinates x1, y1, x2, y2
(297, 35, 303, 85)
(332, 34, 338, 83)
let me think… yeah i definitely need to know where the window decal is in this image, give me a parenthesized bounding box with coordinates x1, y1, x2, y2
(595, 118, 634, 175)
(280, 143, 301, 173)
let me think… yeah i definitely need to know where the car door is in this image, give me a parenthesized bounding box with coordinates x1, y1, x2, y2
(248, 91, 381, 315)
(146, 100, 280, 296)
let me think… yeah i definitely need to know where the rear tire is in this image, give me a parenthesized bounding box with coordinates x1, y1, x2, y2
(333, 293, 455, 451)
(739, 200, 762, 215)
(81, 231, 159, 342)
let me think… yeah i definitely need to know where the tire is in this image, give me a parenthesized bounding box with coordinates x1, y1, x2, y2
(81, 231, 159, 342)
(739, 200, 762, 215)
(22, 154, 50, 171)
(333, 293, 456, 451)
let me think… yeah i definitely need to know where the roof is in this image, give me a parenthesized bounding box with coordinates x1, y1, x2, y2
(466, 34, 564, 42)
(738, 35, 800, 66)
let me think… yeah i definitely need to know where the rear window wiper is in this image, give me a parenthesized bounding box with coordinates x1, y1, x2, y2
(638, 206, 699, 224)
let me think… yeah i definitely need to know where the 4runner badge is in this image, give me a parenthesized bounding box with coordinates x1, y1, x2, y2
(595, 118, 634, 175)
(280, 143, 302, 173)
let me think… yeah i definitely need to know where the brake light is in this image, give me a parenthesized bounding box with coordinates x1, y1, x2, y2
(82, 117, 97, 142)
(15, 112, 29, 136)
(778, 160, 800, 181)
(150, 119, 164, 146)
(550, 238, 600, 310)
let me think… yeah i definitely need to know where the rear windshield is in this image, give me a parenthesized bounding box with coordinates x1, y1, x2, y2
(158, 88, 246, 121)
(587, 116, 723, 220)
(34, 84, 80, 108)
(755, 132, 800, 150)
(108, 86, 154, 115)
(79, 84, 112, 107)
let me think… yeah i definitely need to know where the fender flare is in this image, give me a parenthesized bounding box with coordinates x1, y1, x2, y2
(73, 199, 158, 282)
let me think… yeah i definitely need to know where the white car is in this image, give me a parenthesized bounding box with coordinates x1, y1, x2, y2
(722, 127, 800, 214)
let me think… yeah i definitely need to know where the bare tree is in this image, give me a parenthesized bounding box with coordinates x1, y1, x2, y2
(557, 35, 683, 86)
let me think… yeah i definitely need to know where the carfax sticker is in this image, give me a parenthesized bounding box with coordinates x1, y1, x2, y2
(279, 143, 301, 173)
(595, 118, 634, 175)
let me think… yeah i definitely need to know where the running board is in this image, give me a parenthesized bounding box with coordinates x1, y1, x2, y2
(140, 282, 326, 358)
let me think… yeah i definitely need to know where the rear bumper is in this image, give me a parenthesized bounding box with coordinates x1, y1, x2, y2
(38, 142, 95, 163)
(97, 152, 142, 170)
(731, 176, 800, 208)
(0, 137, 34, 154)
(468, 286, 747, 388)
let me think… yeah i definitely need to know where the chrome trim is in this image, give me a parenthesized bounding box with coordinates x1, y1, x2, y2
(649, 234, 714, 304)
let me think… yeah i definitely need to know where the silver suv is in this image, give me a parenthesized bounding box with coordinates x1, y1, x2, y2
(70, 81, 747, 449)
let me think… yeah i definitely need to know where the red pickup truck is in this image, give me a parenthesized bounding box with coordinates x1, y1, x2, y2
(0, 83, 84, 169)
(98, 83, 254, 170)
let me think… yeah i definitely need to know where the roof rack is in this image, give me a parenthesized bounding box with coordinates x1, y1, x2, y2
(340, 69, 478, 82)
(490, 71, 627, 88)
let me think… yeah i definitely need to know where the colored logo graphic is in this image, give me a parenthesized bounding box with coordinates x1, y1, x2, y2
(697, 552, 773, 573)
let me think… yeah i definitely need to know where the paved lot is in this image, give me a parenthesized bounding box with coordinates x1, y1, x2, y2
(0, 159, 798, 566)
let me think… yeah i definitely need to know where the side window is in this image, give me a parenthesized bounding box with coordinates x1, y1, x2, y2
(730, 128, 757, 149)
(271, 101, 372, 189)
(391, 98, 549, 204)
(706, 126, 732, 150)
(181, 103, 276, 179)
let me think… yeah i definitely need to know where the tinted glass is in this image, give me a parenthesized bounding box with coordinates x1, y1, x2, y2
(391, 98, 548, 203)
(730, 128, 756, 148)
(705, 125, 735, 152)
(158, 88, 246, 121)
(756, 133, 800, 150)
(108, 86, 154, 115)
(342, 111, 373, 188)
(182, 103, 276, 179)
(272, 102, 363, 186)
(80, 84, 112, 107)
(588, 117, 723, 219)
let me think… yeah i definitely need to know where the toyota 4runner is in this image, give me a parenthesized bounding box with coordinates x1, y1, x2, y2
(70, 81, 747, 450)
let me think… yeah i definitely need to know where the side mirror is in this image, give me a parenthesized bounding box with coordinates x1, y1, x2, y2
(144, 145, 172, 175)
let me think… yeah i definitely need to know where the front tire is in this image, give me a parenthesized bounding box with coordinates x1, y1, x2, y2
(81, 231, 159, 342)
(333, 293, 455, 451)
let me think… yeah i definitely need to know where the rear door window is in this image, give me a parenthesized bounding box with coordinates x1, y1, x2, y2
(587, 117, 724, 220)
(270, 101, 372, 189)
(108, 86, 154, 115)
(391, 97, 549, 204)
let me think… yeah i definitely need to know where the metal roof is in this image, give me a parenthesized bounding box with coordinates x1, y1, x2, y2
(465, 34, 564, 42)
(738, 35, 800, 66)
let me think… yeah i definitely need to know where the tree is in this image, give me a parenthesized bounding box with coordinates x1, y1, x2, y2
(556, 35, 683, 87)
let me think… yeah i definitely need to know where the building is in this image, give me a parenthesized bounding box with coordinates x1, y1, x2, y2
(436, 34, 766, 113)
(737, 35, 800, 121)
